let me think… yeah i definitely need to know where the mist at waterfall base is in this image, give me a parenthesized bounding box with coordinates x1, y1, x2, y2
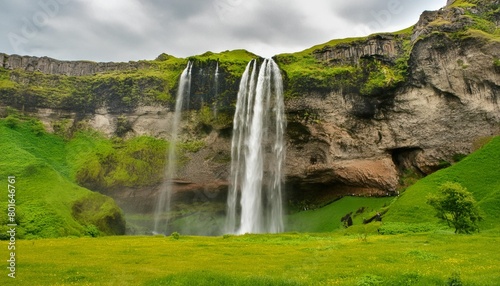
(151, 59, 285, 236)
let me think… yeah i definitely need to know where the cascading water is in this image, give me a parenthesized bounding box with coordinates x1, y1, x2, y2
(153, 61, 193, 234)
(226, 58, 286, 234)
(213, 62, 219, 118)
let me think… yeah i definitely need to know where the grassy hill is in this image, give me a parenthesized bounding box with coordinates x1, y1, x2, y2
(0, 115, 125, 239)
(383, 136, 500, 233)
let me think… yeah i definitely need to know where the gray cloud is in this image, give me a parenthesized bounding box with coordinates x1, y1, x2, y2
(333, 0, 446, 34)
(0, 0, 447, 62)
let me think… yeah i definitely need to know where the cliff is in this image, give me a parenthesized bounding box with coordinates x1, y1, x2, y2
(280, 0, 500, 203)
(312, 34, 406, 65)
(0, 0, 499, 215)
(0, 53, 149, 76)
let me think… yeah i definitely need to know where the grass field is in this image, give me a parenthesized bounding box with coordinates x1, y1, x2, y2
(1, 232, 500, 285)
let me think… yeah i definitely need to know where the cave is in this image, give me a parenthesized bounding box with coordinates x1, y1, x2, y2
(389, 147, 425, 174)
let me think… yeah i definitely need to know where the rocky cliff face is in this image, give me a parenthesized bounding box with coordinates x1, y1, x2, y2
(1, 1, 499, 212)
(0, 53, 149, 76)
(313, 34, 406, 65)
(283, 1, 499, 203)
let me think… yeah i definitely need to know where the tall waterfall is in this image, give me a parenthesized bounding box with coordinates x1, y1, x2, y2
(153, 61, 193, 234)
(213, 62, 219, 118)
(226, 58, 286, 234)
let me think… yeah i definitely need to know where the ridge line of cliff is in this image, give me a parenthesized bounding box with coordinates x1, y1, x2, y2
(0, 52, 151, 76)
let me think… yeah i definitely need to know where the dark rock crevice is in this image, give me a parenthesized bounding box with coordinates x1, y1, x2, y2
(388, 147, 426, 175)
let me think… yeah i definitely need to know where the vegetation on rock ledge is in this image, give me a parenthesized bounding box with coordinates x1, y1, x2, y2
(0, 49, 255, 116)
(275, 28, 413, 99)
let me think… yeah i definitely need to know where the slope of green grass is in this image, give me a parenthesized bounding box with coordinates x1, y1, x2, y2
(0, 114, 68, 176)
(286, 197, 394, 232)
(0, 118, 125, 238)
(384, 136, 500, 231)
(1, 233, 499, 285)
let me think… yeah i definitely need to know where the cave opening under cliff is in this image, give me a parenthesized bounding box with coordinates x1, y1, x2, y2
(389, 147, 425, 175)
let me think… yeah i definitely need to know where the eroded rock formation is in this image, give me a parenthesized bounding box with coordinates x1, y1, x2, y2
(313, 34, 406, 65)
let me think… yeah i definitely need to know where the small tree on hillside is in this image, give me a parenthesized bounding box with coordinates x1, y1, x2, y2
(427, 182, 482, 234)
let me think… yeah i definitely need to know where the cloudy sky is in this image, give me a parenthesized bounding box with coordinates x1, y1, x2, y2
(0, 0, 446, 62)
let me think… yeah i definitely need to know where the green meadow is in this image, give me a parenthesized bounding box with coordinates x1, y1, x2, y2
(1, 232, 500, 285)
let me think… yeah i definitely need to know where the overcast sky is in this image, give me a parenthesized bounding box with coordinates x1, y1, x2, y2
(0, 0, 446, 62)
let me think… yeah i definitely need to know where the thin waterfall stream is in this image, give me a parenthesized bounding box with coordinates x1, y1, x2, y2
(153, 61, 193, 234)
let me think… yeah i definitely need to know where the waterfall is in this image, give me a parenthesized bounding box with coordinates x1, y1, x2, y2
(213, 62, 219, 118)
(226, 58, 286, 234)
(153, 61, 193, 234)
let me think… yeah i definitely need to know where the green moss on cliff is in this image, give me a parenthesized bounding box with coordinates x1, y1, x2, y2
(448, 0, 498, 8)
(276, 28, 412, 98)
(448, 0, 477, 7)
(67, 132, 167, 190)
(67, 129, 205, 192)
(0, 49, 255, 114)
(443, 0, 500, 41)
(190, 49, 257, 76)
(494, 58, 500, 67)
(72, 194, 126, 235)
(198, 104, 234, 130)
(0, 117, 125, 239)
(0, 67, 177, 112)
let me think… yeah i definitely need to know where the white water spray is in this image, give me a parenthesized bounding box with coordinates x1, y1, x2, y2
(226, 59, 286, 234)
(153, 62, 193, 234)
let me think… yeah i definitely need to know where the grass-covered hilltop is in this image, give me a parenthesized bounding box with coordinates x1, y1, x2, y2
(0, 0, 500, 284)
